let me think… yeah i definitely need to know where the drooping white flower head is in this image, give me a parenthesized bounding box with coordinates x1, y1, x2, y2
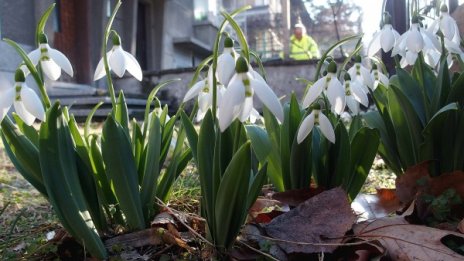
(0, 69, 45, 125)
(347, 55, 374, 92)
(297, 104, 335, 144)
(343, 73, 368, 115)
(428, 5, 461, 45)
(216, 37, 237, 86)
(368, 12, 400, 56)
(218, 57, 283, 131)
(94, 33, 143, 81)
(27, 33, 73, 81)
(302, 61, 345, 115)
(393, 15, 441, 67)
(371, 64, 389, 89)
(183, 67, 225, 122)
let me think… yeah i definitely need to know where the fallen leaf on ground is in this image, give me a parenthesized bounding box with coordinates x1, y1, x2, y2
(353, 216, 464, 260)
(241, 224, 288, 261)
(458, 219, 464, 233)
(264, 187, 356, 254)
(271, 187, 324, 207)
(395, 161, 431, 203)
(332, 239, 386, 261)
(352, 189, 402, 222)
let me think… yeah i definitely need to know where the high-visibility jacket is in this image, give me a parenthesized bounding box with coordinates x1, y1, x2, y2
(290, 34, 320, 60)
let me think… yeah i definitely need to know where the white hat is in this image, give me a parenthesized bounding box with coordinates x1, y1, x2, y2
(295, 23, 305, 29)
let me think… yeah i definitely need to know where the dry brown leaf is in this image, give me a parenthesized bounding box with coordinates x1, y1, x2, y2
(271, 187, 325, 207)
(458, 219, 464, 234)
(264, 187, 356, 254)
(395, 161, 431, 203)
(353, 217, 464, 260)
(427, 171, 464, 198)
(352, 190, 402, 221)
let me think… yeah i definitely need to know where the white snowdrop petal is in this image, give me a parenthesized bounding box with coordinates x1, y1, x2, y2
(326, 78, 345, 115)
(40, 60, 62, 81)
(27, 49, 41, 66)
(239, 97, 253, 122)
(251, 78, 283, 123)
(368, 31, 381, 56)
(297, 112, 315, 144)
(441, 15, 455, 40)
(360, 66, 374, 89)
(198, 92, 212, 112)
(406, 27, 424, 53)
(49, 48, 74, 77)
(380, 26, 395, 52)
(14, 101, 35, 126)
(405, 51, 418, 66)
(195, 108, 207, 122)
(346, 96, 359, 115)
(218, 77, 245, 132)
(109, 47, 127, 77)
(445, 39, 463, 54)
(302, 77, 324, 108)
(217, 53, 235, 85)
(421, 28, 440, 50)
(183, 80, 205, 102)
(94, 51, 113, 81)
(0, 88, 15, 122)
(124, 51, 143, 81)
(378, 72, 389, 86)
(318, 112, 336, 143)
(350, 81, 369, 106)
(249, 108, 261, 124)
(21, 86, 45, 121)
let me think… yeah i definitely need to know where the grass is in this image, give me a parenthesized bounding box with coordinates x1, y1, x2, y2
(0, 143, 59, 260)
(0, 122, 395, 259)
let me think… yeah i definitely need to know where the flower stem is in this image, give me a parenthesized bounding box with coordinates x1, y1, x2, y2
(102, 0, 122, 107)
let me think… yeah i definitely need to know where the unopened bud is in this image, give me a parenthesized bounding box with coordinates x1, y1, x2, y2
(15, 69, 25, 82)
(235, 56, 249, 73)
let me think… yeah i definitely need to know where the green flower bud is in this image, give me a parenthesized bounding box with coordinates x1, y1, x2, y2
(311, 103, 321, 110)
(235, 56, 249, 73)
(354, 55, 362, 63)
(441, 4, 448, 13)
(372, 64, 378, 70)
(15, 69, 25, 82)
(327, 61, 337, 73)
(112, 33, 121, 46)
(344, 73, 351, 81)
(224, 37, 234, 48)
(38, 33, 48, 44)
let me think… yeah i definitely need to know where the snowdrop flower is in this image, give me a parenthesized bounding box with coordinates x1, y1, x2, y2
(368, 12, 400, 56)
(216, 37, 237, 86)
(343, 74, 368, 115)
(218, 57, 283, 131)
(183, 67, 225, 121)
(0, 69, 45, 125)
(94, 33, 143, 81)
(27, 33, 73, 81)
(297, 103, 335, 144)
(347, 56, 374, 92)
(302, 61, 345, 115)
(429, 5, 461, 45)
(371, 64, 389, 89)
(393, 16, 440, 67)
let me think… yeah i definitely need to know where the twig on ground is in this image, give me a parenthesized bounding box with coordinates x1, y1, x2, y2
(237, 240, 280, 261)
(155, 197, 213, 247)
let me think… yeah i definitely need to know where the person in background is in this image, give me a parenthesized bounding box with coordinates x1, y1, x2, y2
(290, 23, 320, 60)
